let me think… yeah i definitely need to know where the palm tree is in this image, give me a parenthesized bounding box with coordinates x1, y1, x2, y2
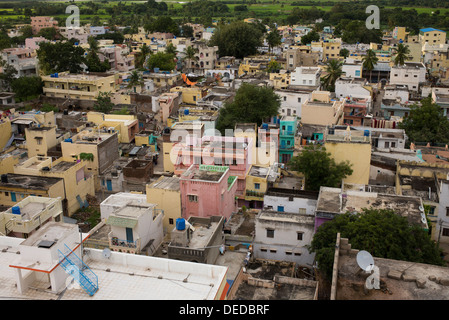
(321, 59, 343, 91)
(165, 43, 177, 57)
(362, 49, 379, 83)
(393, 43, 411, 66)
(127, 70, 143, 93)
(183, 46, 198, 73)
(136, 43, 151, 69)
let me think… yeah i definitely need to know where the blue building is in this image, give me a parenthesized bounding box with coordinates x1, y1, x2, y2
(279, 116, 298, 164)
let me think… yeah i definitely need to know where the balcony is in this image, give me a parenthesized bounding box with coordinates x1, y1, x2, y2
(108, 232, 141, 254)
(245, 189, 265, 200)
(280, 130, 296, 137)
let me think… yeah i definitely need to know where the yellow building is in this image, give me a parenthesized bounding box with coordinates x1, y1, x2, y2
(301, 91, 344, 126)
(25, 126, 58, 158)
(0, 118, 12, 151)
(324, 127, 371, 185)
(169, 86, 206, 105)
(42, 72, 119, 100)
(60, 129, 119, 190)
(269, 71, 290, 90)
(0, 173, 65, 208)
(14, 156, 95, 216)
(393, 26, 409, 42)
(86, 112, 139, 144)
(245, 165, 271, 203)
(0, 196, 63, 238)
(145, 72, 181, 88)
(238, 56, 271, 76)
(311, 39, 341, 61)
(0, 152, 20, 175)
(146, 176, 181, 237)
(419, 28, 447, 46)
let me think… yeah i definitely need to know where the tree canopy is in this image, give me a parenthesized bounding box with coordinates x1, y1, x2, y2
(216, 83, 280, 133)
(209, 21, 263, 59)
(288, 145, 353, 191)
(36, 41, 85, 75)
(147, 51, 176, 71)
(399, 97, 449, 144)
(310, 208, 445, 281)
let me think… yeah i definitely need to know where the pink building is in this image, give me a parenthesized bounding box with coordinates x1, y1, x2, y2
(30, 16, 58, 35)
(172, 135, 253, 197)
(180, 164, 238, 220)
(25, 37, 48, 50)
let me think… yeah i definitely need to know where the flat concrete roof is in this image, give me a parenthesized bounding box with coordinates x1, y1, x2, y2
(148, 176, 180, 191)
(0, 173, 63, 190)
(0, 237, 228, 300)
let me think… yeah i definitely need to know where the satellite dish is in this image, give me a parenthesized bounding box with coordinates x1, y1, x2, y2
(102, 248, 111, 259)
(356, 250, 374, 272)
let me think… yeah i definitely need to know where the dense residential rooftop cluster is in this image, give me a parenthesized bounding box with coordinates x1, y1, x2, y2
(0, 1, 449, 304)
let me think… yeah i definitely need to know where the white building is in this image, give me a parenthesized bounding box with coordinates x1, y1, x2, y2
(436, 180, 449, 245)
(275, 88, 314, 118)
(335, 77, 373, 111)
(290, 66, 321, 87)
(253, 209, 315, 266)
(105, 200, 164, 255)
(342, 60, 363, 78)
(263, 188, 318, 215)
(389, 62, 426, 91)
(100, 192, 150, 220)
(383, 84, 410, 103)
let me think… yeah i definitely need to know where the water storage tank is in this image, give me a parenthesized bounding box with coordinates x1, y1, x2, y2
(64, 138, 73, 143)
(262, 123, 268, 130)
(364, 130, 370, 137)
(11, 206, 20, 215)
(184, 109, 189, 115)
(176, 218, 185, 231)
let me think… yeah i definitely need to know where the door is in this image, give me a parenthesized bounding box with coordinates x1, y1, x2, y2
(106, 179, 112, 191)
(125, 227, 134, 243)
(10, 192, 16, 202)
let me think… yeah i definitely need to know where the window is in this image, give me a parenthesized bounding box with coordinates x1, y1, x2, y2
(297, 97, 301, 103)
(443, 228, 449, 237)
(188, 195, 198, 202)
(299, 208, 306, 214)
(169, 218, 174, 225)
(261, 248, 268, 252)
(277, 206, 284, 212)
(270, 249, 277, 253)
(283, 96, 287, 101)
(254, 183, 260, 190)
(297, 232, 304, 241)
(266, 229, 274, 238)
(446, 207, 449, 216)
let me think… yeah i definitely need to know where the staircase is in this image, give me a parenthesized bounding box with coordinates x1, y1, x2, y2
(58, 244, 98, 296)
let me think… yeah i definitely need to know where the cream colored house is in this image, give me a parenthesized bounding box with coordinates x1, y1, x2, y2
(301, 91, 344, 126)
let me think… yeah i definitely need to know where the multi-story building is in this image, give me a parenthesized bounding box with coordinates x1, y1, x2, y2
(146, 175, 181, 236)
(60, 129, 119, 190)
(179, 164, 237, 220)
(13, 156, 95, 216)
(342, 97, 370, 126)
(419, 27, 447, 46)
(311, 39, 342, 61)
(172, 135, 253, 197)
(279, 116, 298, 164)
(301, 91, 344, 127)
(0, 48, 37, 77)
(389, 62, 426, 92)
(30, 16, 58, 35)
(192, 42, 218, 73)
(0, 173, 65, 208)
(290, 66, 321, 87)
(86, 112, 139, 144)
(0, 196, 63, 238)
(335, 77, 373, 111)
(324, 126, 372, 185)
(41, 72, 119, 100)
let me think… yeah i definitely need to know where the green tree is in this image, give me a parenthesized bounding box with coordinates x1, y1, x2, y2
(37, 27, 60, 41)
(310, 209, 445, 281)
(289, 145, 353, 192)
(266, 30, 282, 54)
(0, 57, 17, 91)
(10, 76, 43, 102)
(93, 92, 114, 114)
(147, 51, 176, 71)
(37, 41, 85, 74)
(300, 30, 320, 45)
(136, 43, 150, 69)
(399, 97, 449, 144)
(393, 43, 411, 66)
(85, 36, 110, 72)
(216, 83, 280, 133)
(127, 70, 143, 93)
(209, 21, 263, 59)
(266, 59, 281, 73)
(165, 43, 177, 57)
(362, 49, 379, 83)
(321, 59, 343, 92)
(339, 48, 350, 58)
